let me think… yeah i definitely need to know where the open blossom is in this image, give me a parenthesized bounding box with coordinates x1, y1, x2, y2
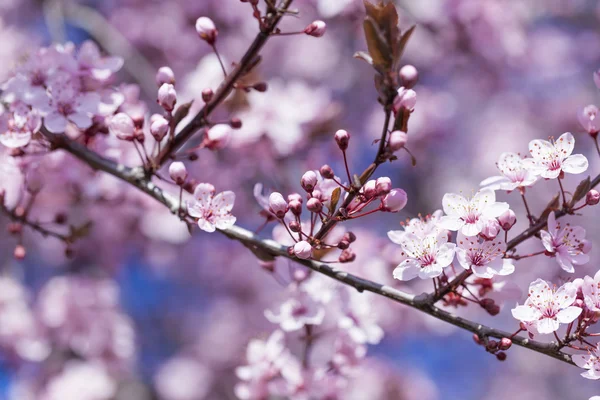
(388, 231, 455, 281)
(187, 183, 236, 233)
(264, 290, 325, 332)
(0, 102, 41, 148)
(387, 210, 445, 243)
(522, 132, 588, 179)
(439, 189, 509, 237)
(578, 105, 600, 135)
(582, 270, 600, 312)
(511, 279, 581, 334)
(338, 291, 383, 345)
(540, 212, 589, 273)
(480, 152, 538, 191)
(76, 40, 124, 81)
(455, 233, 514, 278)
(573, 345, 600, 380)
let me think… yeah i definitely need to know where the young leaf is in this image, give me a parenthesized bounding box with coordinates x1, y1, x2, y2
(570, 176, 591, 207)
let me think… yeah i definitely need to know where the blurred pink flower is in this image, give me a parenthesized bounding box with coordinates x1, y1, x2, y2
(187, 183, 236, 232)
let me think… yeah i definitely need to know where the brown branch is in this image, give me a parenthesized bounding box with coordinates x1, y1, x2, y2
(155, 0, 294, 166)
(39, 126, 576, 366)
(0, 200, 70, 242)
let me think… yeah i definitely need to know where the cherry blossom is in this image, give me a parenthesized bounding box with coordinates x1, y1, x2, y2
(573, 345, 600, 380)
(438, 189, 509, 237)
(480, 152, 539, 191)
(540, 212, 589, 273)
(388, 231, 456, 281)
(338, 291, 384, 345)
(264, 290, 325, 332)
(387, 210, 446, 243)
(455, 233, 514, 278)
(511, 279, 582, 334)
(522, 132, 588, 179)
(42, 361, 116, 400)
(578, 105, 600, 135)
(0, 102, 41, 148)
(583, 270, 600, 312)
(76, 41, 124, 81)
(187, 183, 236, 233)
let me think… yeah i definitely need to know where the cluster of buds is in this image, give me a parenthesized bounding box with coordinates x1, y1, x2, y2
(347, 177, 407, 215)
(473, 334, 512, 361)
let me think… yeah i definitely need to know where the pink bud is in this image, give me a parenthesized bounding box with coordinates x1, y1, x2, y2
(337, 240, 350, 250)
(205, 124, 231, 150)
(158, 83, 177, 111)
(319, 165, 334, 179)
(339, 248, 356, 263)
(343, 232, 356, 243)
(393, 87, 417, 113)
(288, 193, 303, 203)
(311, 189, 323, 201)
(498, 209, 516, 231)
(108, 113, 136, 140)
(480, 219, 500, 240)
(375, 177, 392, 196)
(399, 65, 418, 89)
(294, 241, 313, 259)
(382, 188, 407, 212)
(499, 338, 512, 350)
(577, 105, 600, 135)
(289, 221, 301, 232)
(169, 162, 187, 185)
(14, 245, 25, 260)
(362, 180, 377, 199)
(586, 189, 600, 205)
(269, 192, 288, 218)
(150, 116, 169, 141)
(229, 117, 242, 129)
(594, 69, 600, 90)
(496, 352, 507, 361)
(307, 198, 323, 213)
(304, 20, 327, 37)
(156, 66, 175, 87)
(252, 82, 268, 92)
(334, 129, 350, 151)
(289, 200, 302, 216)
(195, 17, 218, 44)
(388, 130, 408, 152)
(202, 88, 214, 103)
(301, 171, 318, 192)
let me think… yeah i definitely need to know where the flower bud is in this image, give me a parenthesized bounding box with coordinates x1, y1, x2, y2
(311, 190, 323, 201)
(158, 84, 177, 111)
(156, 66, 175, 87)
(498, 209, 516, 231)
(388, 130, 408, 152)
(472, 334, 483, 345)
(14, 245, 25, 260)
(202, 88, 214, 103)
(289, 200, 302, 216)
(229, 117, 242, 129)
(288, 193, 303, 203)
(205, 124, 231, 150)
(499, 338, 512, 351)
(253, 82, 268, 92)
(108, 112, 136, 141)
(382, 189, 408, 212)
(362, 180, 377, 199)
(487, 340, 498, 351)
(304, 20, 326, 37)
(496, 352, 507, 361)
(268, 192, 288, 218)
(578, 105, 600, 135)
(195, 17, 218, 44)
(375, 177, 392, 196)
(339, 248, 356, 263)
(307, 198, 323, 213)
(586, 189, 600, 205)
(169, 162, 187, 185)
(343, 232, 356, 243)
(337, 240, 350, 250)
(150, 116, 169, 141)
(301, 171, 318, 192)
(393, 86, 417, 113)
(334, 129, 350, 151)
(399, 65, 418, 89)
(294, 241, 313, 259)
(289, 221, 301, 232)
(319, 165, 334, 179)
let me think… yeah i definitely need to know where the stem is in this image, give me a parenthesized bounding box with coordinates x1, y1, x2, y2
(342, 150, 352, 185)
(594, 136, 600, 158)
(557, 178, 568, 207)
(520, 191, 535, 225)
(211, 44, 227, 78)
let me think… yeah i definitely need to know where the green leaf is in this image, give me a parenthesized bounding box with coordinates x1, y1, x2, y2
(570, 176, 591, 207)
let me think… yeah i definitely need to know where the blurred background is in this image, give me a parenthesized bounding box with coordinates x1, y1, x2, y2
(1, 0, 600, 398)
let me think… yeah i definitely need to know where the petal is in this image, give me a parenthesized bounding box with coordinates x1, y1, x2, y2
(461, 221, 481, 237)
(511, 305, 538, 322)
(536, 318, 560, 334)
(435, 243, 456, 268)
(44, 113, 69, 133)
(418, 264, 443, 279)
(197, 218, 216, 233)
(392, 261, 420, 281)
(438, 216, 464, 231)
(387, 230, 405, 245)
(472, 265, 494, 279)
(215, 215, 236, 230)
(555, 306, 582, 324)
(473, 189, 496, 210)
(539, 230, 555, 253)
(562, 154, 589, 175)
(554, 132, 575, 157)
(213, 191, 235, 213)
(556, 253, 575, 273)
(482, 202, 509, 218)
(572, 354, 592, 369)
(528, 138, 554, 160)
(193, 183, 215, 207)
(480, 175, 508, 190)
(455, 248, 471, 270)
(547, 211, 557, 233)
(68, 112, 92, 130)
(442, 193, 468, 217)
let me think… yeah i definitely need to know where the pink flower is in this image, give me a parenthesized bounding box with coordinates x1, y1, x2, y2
(264, 291, 325, 331)
(387, 210, 445, 242)
(393, 86, 416, 113)
(455, 233, 514, 278)
(293, 241, 313, 259)
(522, 132, 588, 179)
(578, 105, 600, 135)
(0, 102, 41, 148)
(107, 112, 135, 140)
(382, 188, 408, 212)
(438, 189, 509, 237)
(582, 270, 600, 312)
(540, 212, 589, 273)
(158, 83, 177, 111)
(268, 192, 288, 218)
(168, 162, 187, 185)
(204, 124, 231, 150)
(338, 290, 383, 344)
(76, 41, 124, 81)
(155, 66, 175, 87)
(511, 279, 581, 334)
(187, 183, 236, 233)
(304, 20, 327, 37)
(155, 356, 212, 400)
(195, 17, 218, 44)
(480, 152, 538, 191)
(43, 361, 116, 400)
(389, 231, 455, 281)
(573, 345, 600, 380)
